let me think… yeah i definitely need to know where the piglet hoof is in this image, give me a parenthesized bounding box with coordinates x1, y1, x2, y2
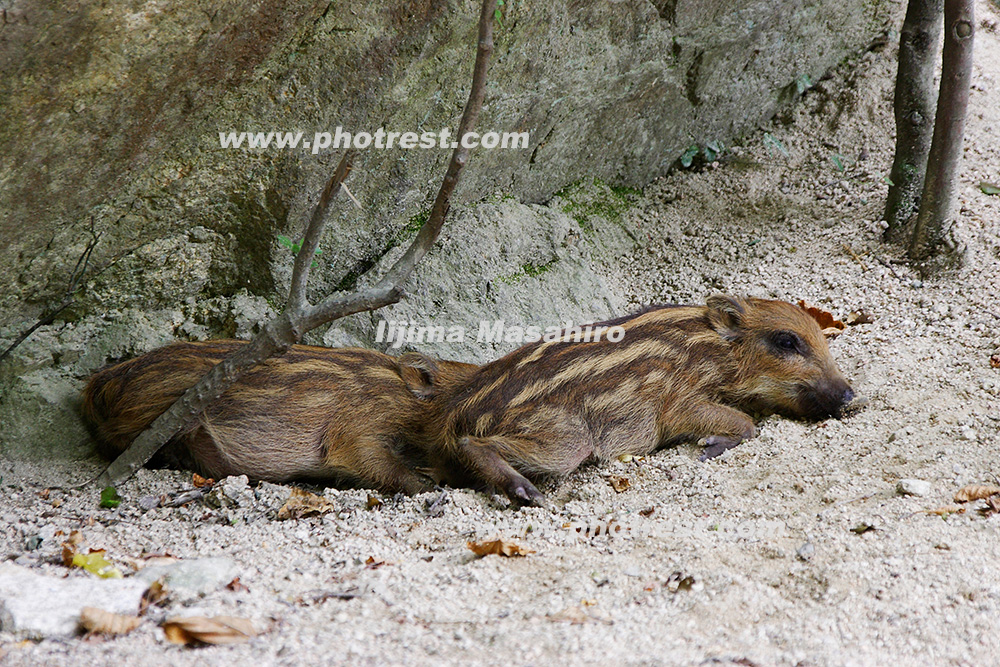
(507, 477, 545, 507)
(697, 435, 743, 461)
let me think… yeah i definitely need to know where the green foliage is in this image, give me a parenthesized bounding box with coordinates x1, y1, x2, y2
(979, 181, 1000, 196)
(72, 550, 122, 578)
(277, 234, 322, 268)
(495, 0, 506, 25)
(680, 141, 725, 169)
(680, 145, 699, 168)
(795, 73, 812, 96)
(703, 140, 723, 163)
(831, 154, 846, 173)
(762, 133, 788, 157)
(555, 178, 637, 231)
(498, 258, 558, 285)
(100, 486, 122, 509)
(396, 209, 430, 244)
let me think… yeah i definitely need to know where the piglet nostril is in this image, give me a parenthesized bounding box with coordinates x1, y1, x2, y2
(842, 388, 855, 405)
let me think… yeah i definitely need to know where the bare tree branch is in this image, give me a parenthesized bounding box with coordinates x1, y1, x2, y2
(908, 0, 974, 260)
(0, 218, 102, 364)
(95, 0, 499, 488)
(883, 0, 943, 238)
(286, 150, 355, 316)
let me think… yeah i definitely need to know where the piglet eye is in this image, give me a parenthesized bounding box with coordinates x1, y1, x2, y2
(772, 331, 799, 353)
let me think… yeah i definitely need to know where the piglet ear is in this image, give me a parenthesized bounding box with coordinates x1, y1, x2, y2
(399, 352, 438, 397)
(706, 294, 746, 340)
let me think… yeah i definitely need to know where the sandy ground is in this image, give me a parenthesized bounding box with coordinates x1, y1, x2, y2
(3, 2, 1000, 665)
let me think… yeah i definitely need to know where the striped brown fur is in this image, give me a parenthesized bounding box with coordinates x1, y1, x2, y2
(81, 341, 478, 494)
(421, 295, 854, 504)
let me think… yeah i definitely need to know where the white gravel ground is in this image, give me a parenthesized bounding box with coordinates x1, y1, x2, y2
(2, 2, 1000, 665)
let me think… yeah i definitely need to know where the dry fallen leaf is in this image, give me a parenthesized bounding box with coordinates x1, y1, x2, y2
(548, 606, 613, 625)
(639, 507, 656, 517)
(845, 309, 875, 325)
(666, 571, 697, 593)
(70, 550, 123, 579)
(991, 354, 1000, 369)
(162, 616, 257, 646)
(954, 484, 1000, 502)
(80, 607, 141, 636)
(191, 473, 215, 488)
(277, 488, 337, 520)
(467, 538, 534, 558)
(982, 495, 1000, 518)
(922, 505, 967, 516)
(226, 577, 250, 593)
(608, 475, 631, 493)
(139, 579, 168, 616)
(61, 530, 85, 567)
(798, 300, 846, 336)
(548, 606, 590, 624)
(364, 556, 389, 569)
(366, 494, 384, 511)
(137, 555, 180, 569)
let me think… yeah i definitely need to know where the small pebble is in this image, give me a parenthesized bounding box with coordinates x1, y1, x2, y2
(896, 479, 932, 497)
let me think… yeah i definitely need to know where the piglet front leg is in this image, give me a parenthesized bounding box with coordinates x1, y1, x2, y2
(659, 399, 757, 461)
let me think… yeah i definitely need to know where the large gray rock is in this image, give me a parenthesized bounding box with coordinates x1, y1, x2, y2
(0, 0, 895, 319)
(322, 197, 630, 362)
(0, 564, 149, 639)
(0, 0, 896, 463)
(134, 557, 240, 603)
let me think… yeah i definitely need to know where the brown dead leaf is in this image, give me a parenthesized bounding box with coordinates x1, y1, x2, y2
(366, 494, 384, 510)
(982, 495, 1000, 518)
(138, 555, 180, 569)
(80, 607, 141, 636)
(666, 571, 697, 593)
(277, 488, 337, 520)
(61, 530, 85, 567)
(991, 354, 1000, 369)
(364, 556, 389, 569)
(162, 616, 257, 646)
(608, 475, 631, 493)
(922, 505, 967, 516)
(467, 538, 534, 558)
(845, 310, 875, 325)
(191, 473, 215, 488)
(139, 579, 168, 616)
(798, 300, 846, 336)
(226, 577, 250, 593)
(548, 606, 590, 624)
(954, 484, 1000, 502)
(548, 605, 613, 625)
(639, 507, 656, 517)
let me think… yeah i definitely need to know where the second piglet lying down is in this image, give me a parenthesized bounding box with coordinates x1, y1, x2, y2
(421, 295, 855, 504)
(81, 341, 478, 494)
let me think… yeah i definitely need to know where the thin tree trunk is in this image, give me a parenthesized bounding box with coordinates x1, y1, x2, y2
(95, 0, 498, 488)
(883, 0, 943, 239)
(908, 0, 974, 260)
